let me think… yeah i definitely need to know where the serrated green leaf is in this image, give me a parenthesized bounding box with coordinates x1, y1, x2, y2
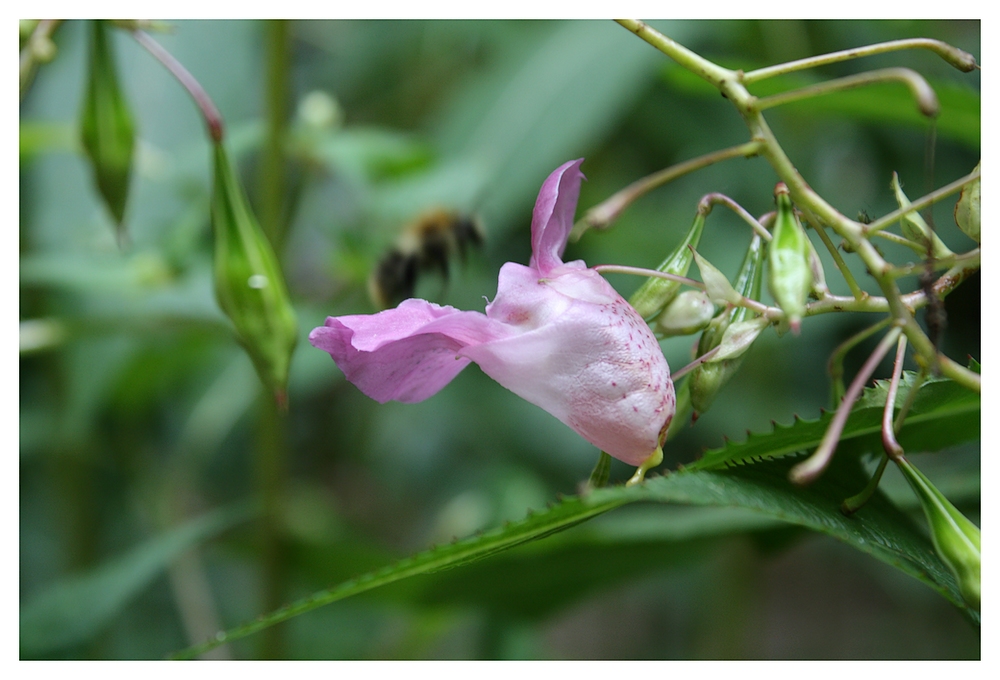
(689, 372, 979, 471)
(598, 454, 972, 616)
(172, 384, 978, 659)
(169, 493, 626, 658)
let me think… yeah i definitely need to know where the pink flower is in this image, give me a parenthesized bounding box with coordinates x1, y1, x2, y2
(309, 160, 675, 466)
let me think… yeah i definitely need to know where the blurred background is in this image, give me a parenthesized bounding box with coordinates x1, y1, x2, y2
(19, 19, 980, 659)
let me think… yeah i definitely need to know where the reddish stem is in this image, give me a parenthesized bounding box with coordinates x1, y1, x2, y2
(132, 30, 224, 142)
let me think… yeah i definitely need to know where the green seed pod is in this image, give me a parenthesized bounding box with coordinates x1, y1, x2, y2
(954, 162, 980, 244)
(891, 172, 954, 258)
(768, 183, 812, 333)
(79, 20, 136, 241)
(896, 456, 980, 610)
(654, 290, 714, 337)
(212, 141, 298, 407)
(689, 233, 765, 416)
(629, 211, 705, 319)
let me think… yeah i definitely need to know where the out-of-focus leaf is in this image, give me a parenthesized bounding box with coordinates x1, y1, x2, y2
(20, 504, 253, 657)
(300, 127, 433, 185)
(19, 121, 78, 160)
(374, 21, 696, 228)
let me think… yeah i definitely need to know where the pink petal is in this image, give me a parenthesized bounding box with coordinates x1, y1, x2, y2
(309, 299, 510, 404)
(529, 158, 585, 275)
(467, 262, 674, 466)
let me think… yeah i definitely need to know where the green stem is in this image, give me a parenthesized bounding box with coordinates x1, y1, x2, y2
(841, 454, 889, 515)
(880, 334, 908, 459)
(259, 20, 291, 250)
(893, 368, 927, 433)
(574, 141, 761, 238)
(672, 346, 721, 380)
(255, 390, 288, 659)
(593, 264, 704, 290)
(803, 213, 865, 300)
(615, 19, 736, 88)
(937, 355, 981, 393)
(864, 170, 981, 236)
(791, 326, 902, 485)
(755, 67, 939, 118)
(698, 193, 773, 241)
(741, 38, 978, 84)
(872, 229, 929, 255)
(19, 19, 62, 101)
(827, 317, 894, 406)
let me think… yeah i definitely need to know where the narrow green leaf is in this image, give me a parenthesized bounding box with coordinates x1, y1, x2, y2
(170, 494, 626, 658)
(20, 504, 252, 657)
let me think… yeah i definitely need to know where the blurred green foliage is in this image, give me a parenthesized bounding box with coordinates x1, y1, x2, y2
(20, 20, 979, 659)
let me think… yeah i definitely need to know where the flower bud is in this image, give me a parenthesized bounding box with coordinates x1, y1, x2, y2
(896, 456, 980, 610)
(654, 290, 714, 337)
(690, 233, 765, 416)
(629, 212, 705, 319)
(211, 142, 298, 406)
(768, 183, 812, 333)
(79, 20, 136, 242)
(954, 162, 980, 244)
(891, 172, 954, 258)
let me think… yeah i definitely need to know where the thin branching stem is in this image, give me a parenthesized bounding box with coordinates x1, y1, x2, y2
(19, 19, 62, 101)
(881, 334, 908, 459)
(802, 213, 865, 300)
(672, 346, 721, 380)
(574, 141, 761, 238)
(755, 68, 939, 118)
(593, 264, 704, 290)
(741, 38, 978, 84)
(864, 170, 981, 236)
(841, 454, 889, 515)
(894, 368, 927, 433)
(791, 326, 902, 485)
(827, 317, 894, 406)
(871, 230, 930, 255)
(698, 193, 773, 241)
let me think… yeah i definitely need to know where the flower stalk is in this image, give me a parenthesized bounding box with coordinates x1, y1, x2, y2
(790, 326, 902, 485)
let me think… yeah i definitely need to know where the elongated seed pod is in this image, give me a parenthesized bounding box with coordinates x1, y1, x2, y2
(629, 211, 705, 319)
(212, 141, 298, 406)
(80, 20, 136, 240)
(896, 456, 980, 610)
(768, 183, 812, 333)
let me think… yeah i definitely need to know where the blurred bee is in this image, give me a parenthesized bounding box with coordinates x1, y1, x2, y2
(368, 209, 484, 309)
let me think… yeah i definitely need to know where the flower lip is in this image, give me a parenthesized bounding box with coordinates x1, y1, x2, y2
(310, 158, 675, 466)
